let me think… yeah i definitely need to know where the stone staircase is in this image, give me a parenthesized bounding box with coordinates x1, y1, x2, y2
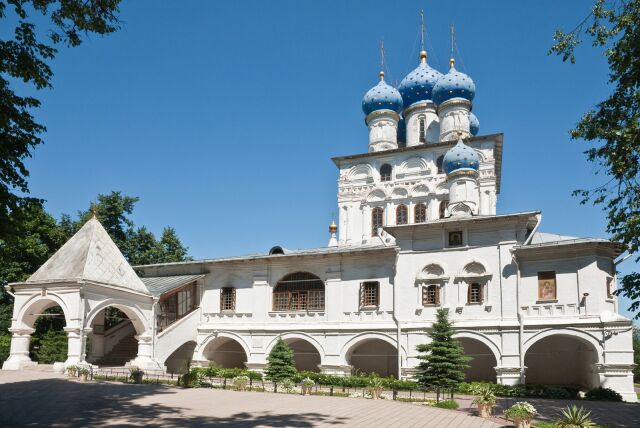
(94, 333, 138, 367)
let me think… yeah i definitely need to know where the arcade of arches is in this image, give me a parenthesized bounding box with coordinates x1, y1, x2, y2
(203, 337, 248, 368)
(347, 338, 398, 377)
(458, 337, 497, 383)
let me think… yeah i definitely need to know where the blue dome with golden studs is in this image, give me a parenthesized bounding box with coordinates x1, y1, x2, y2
(362, 71, 403, 116)
(398, 51, 443, 108)
(469, 112, 480, 136)
(433, 59, 476, 105)
(443, 138, 480, 174)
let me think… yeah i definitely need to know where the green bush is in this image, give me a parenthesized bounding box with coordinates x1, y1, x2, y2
(585, 387, 622, 402)
(180, 369, 200, 388)
(545, 386, 572, 399)
(433, 399, 459, 409)
(0, 334, 10, 363)
(31, 330, 67, 363)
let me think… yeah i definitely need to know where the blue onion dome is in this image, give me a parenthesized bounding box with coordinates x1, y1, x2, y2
(362, 71, 403, 116)
(443, 138, 480, 174)
(469, 112, 480, 136)
(397, 116, 406, 145)
(432, 59, 476, 105)
(398, 51, 443, 108)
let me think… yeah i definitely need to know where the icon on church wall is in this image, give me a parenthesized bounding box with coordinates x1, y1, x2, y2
(537, 271, 557, 301)
(448, 231, 463, 246)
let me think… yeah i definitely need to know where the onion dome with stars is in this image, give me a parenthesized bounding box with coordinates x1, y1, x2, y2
(362, 71, 403, 116)
(443, 138, 480, 174)
(469, 112, 480, 136)
(398, 51, 443, 108)
(432, 59, 476, 105)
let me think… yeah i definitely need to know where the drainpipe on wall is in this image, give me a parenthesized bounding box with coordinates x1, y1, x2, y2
(151, 297, 159, 362)
(511, 253, 525, 384)
(391, 248, 401, 379)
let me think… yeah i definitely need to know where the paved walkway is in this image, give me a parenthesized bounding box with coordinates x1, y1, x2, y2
(0, 370, 503, 427)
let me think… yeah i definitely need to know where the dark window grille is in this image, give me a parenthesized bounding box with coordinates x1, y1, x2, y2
(272, 272, 324, 312)
(360, 281, 380, 308)
(415, 203, 427, 223)
(221, 287, 236, 311)
(422, 285, 439, 306)
(468, 283, 483, 304)
(380, 164, 392, 182)
(396, 204, 408, 225)
(419, 118, 426, 142)
(436, 155, 444, 174)
(372, 207, 384, 236)
(439, 200, 449, 219)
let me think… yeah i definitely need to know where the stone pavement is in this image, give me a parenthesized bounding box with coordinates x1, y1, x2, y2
(0, 370, 503, 427)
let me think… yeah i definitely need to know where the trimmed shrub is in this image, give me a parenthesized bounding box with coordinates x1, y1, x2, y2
(434, 399, 459, 409)
(585, 387, 622, 402)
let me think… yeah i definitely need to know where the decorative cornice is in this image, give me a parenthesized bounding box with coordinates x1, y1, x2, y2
(365, 109, 400, 125)
(403, 101, 436, 116)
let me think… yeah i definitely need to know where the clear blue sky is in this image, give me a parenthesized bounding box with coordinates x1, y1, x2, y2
(22, 1, 638, 319)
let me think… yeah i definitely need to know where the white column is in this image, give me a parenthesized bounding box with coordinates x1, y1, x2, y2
(408, 201, 414, 223)
(361, 205, 369, 243)
(64, 327, 83, 366)
(130, 334, 162, 370)
(2, 327, 36, 370)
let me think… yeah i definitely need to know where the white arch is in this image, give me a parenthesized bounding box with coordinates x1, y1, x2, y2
(17, 293, 72, 328)
(458, 258, 491, 277)
(523, 328, 603, 362)
(84, 298, 150, 336)
(391, 187, 409, 199)
(411, 184, 431, 197)
(398, 156, 429, 177)
(341, 331, 407, 364)
(366, 188, 387, 202)
(416, 261, 448, 281)
(197, 331, 251, 358)
(265, 332, 326, 365)
(454, 330, 502, 364)
(347, 164, 374, 182)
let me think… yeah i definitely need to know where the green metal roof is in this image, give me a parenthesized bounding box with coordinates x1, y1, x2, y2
(140, 274, 204, 297)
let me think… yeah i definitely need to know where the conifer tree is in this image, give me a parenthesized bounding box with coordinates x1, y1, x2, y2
(415, 308, 469, 401)
(265, 338, 297, 384)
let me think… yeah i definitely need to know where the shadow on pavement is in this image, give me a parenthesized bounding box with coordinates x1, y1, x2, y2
(0, 378, 348, 427)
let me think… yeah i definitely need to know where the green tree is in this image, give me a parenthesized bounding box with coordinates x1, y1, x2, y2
(265, 338, 297, 383)
(633, 327, 640, 382)
(549, 0, 640, 317)
(0, 0, 122, 236)
(415, 308, 469, 402)
(158, 227, 190, 263)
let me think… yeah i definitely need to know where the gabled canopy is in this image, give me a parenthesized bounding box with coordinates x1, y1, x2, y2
(26, 217, 149, 294)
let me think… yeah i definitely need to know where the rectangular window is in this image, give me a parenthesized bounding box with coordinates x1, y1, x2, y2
(422, 285, 439, 306)
(220, 287, 236, 311)
(158, 282, 198, 332)
(468, 283, 483, 304)
(537, 271, 557, 301)
(606, 277, 614, 299)
(361, 281, 380, 308)
(448, 231, 463, 246)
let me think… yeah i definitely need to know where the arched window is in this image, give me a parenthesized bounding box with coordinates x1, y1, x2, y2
(380, 164, 392, 182)
(439, 200, 449, 219)
(422, 284, 439, 306)
(396, 204, 408, 225)
(273, 272, 324, 312)
(436, 155, 444, 174)
(419, 117, 426, 143)
(371, 207, 384, 236)
(414, 203, 427, 223)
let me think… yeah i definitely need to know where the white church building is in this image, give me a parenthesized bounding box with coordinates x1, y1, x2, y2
(3, 44, 637, 401)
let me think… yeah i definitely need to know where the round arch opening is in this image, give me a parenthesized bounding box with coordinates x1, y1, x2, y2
(273, 272, 325, 312)
(86, 305, 144, 367)
(283, 338, 321, 372)
(203, 337, 248, 369)
(165, 341, 197, 374)
(22, 298, 68, 364)
(524, 334, 599, 388)
(458, 337, 497, 382)
(347, 338, 398, 377)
